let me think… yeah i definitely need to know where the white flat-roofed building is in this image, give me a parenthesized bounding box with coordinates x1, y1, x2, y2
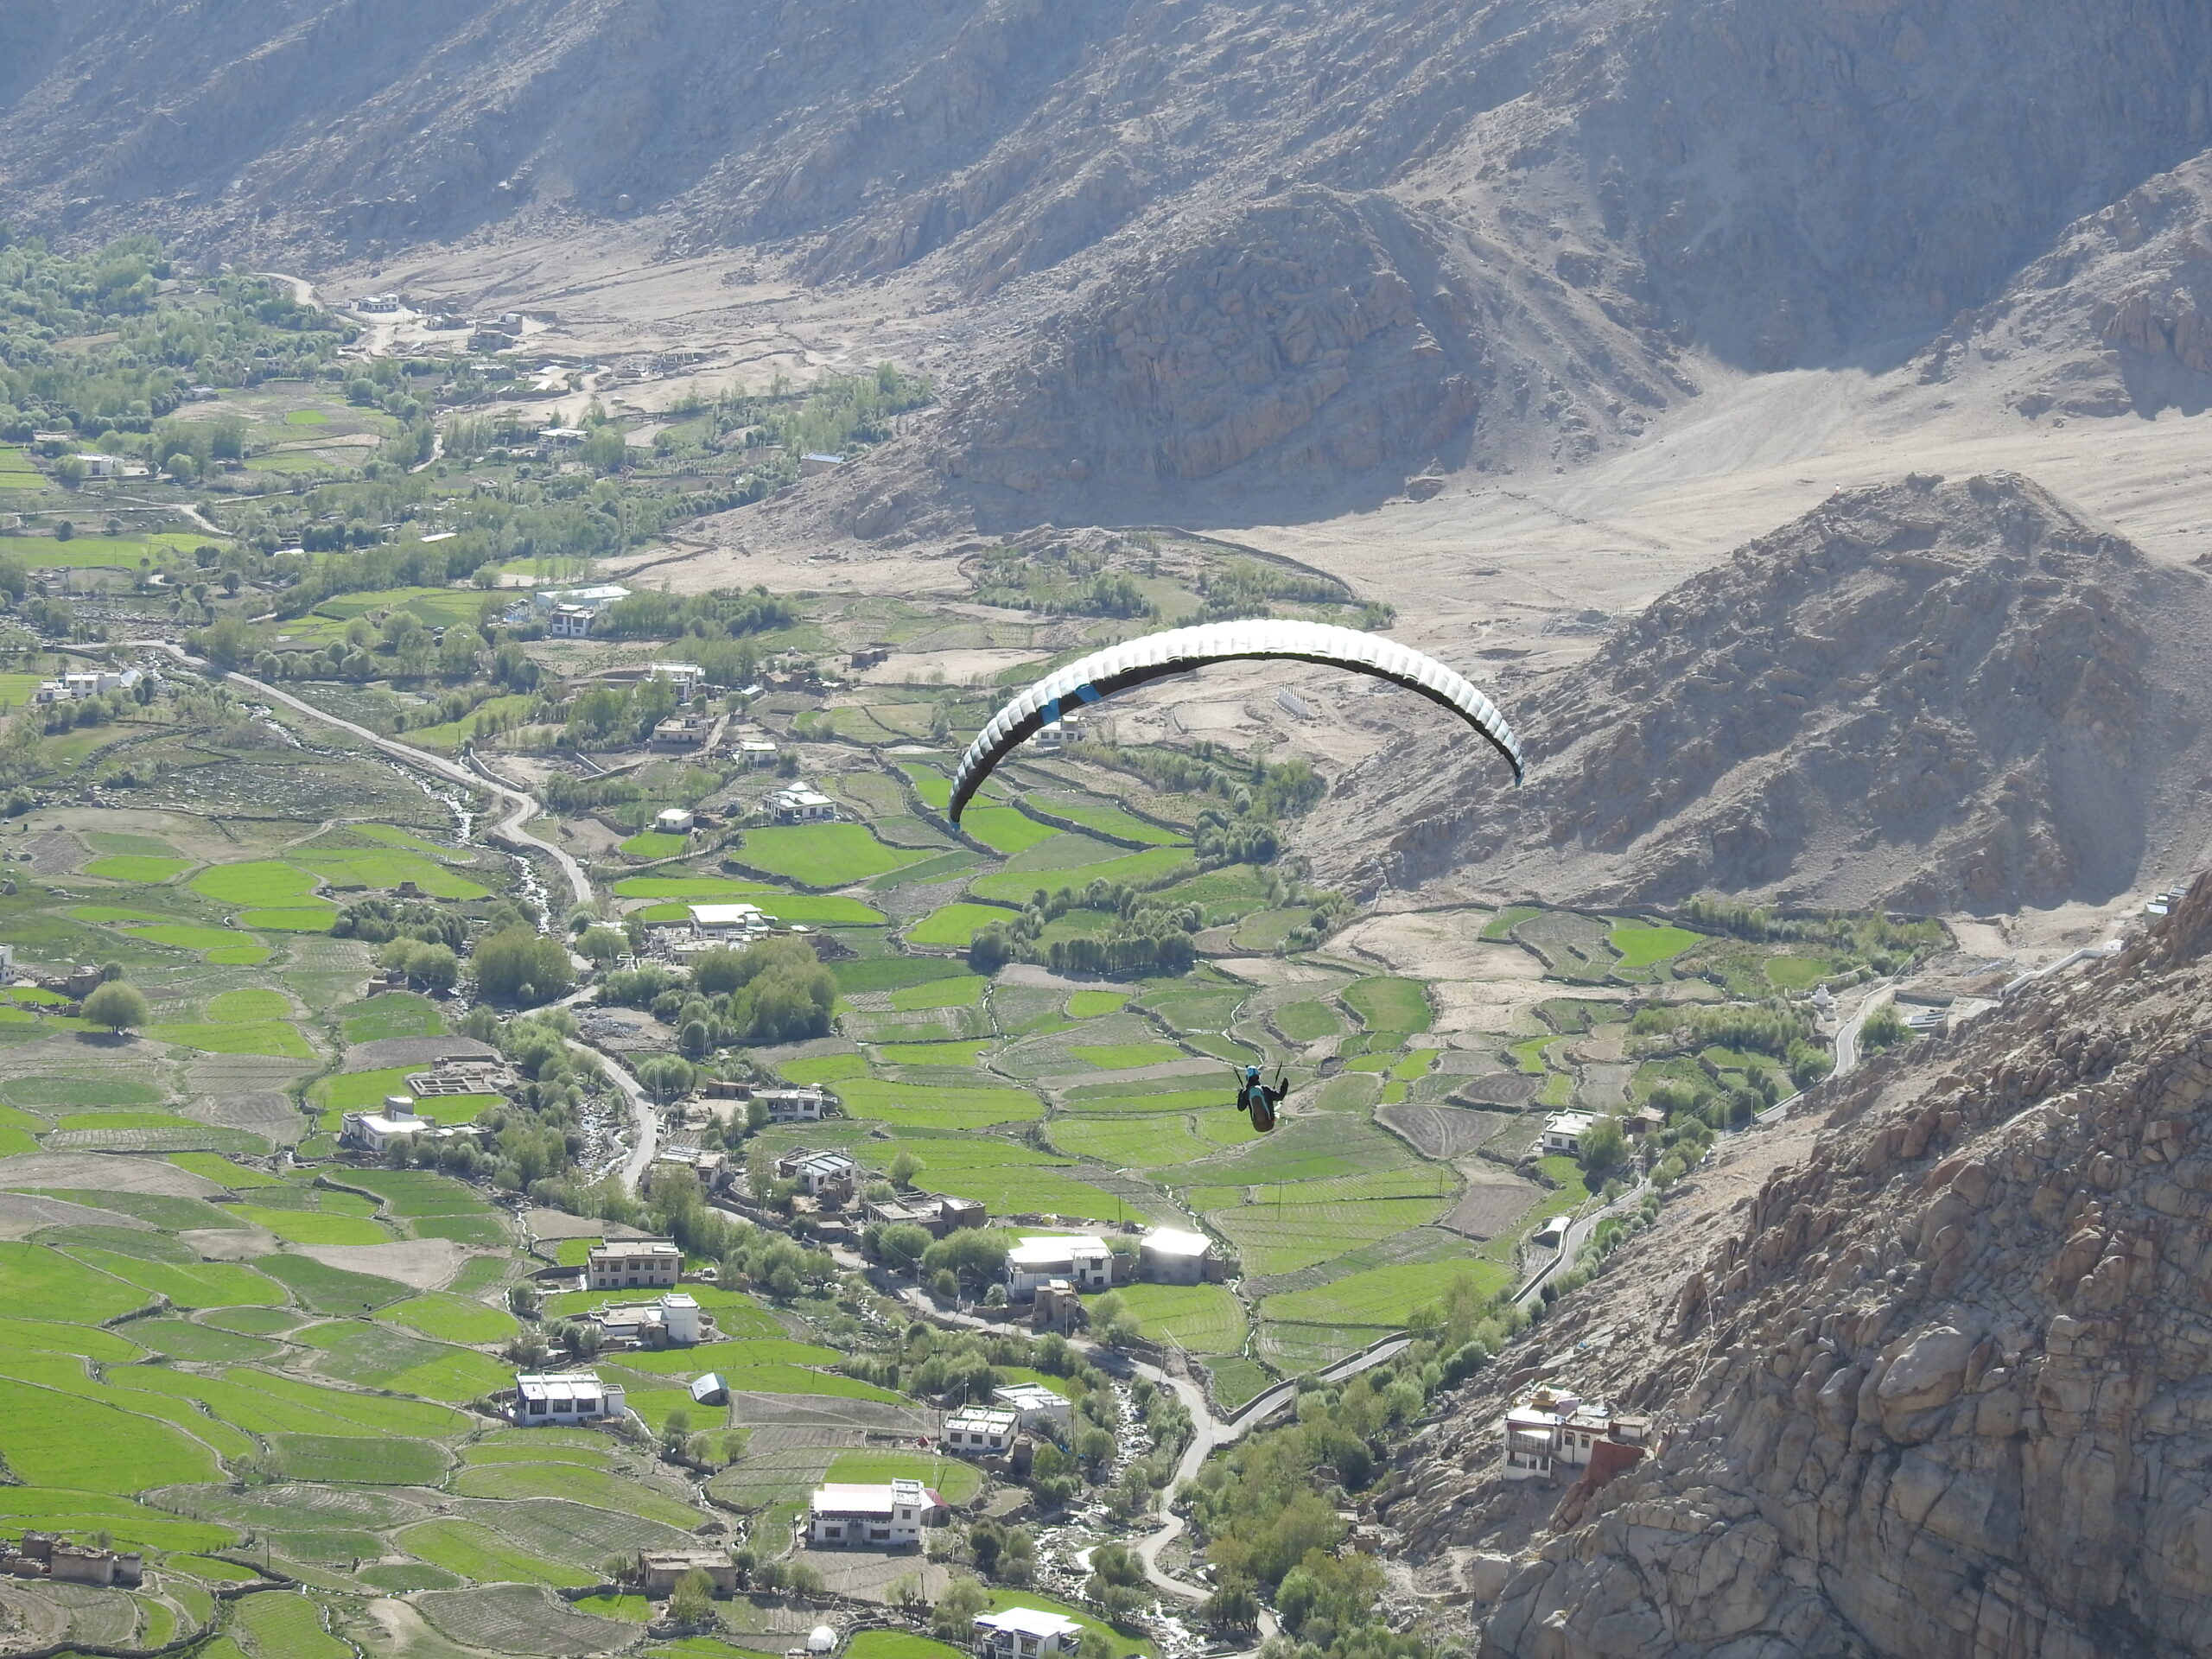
(690, 902, 768, 939)
(549, 604, 598, 639)
(944, 1404, 1020, 1456)
(972, 1608, 1084, 1659)
(648, 662, 705, 701)
(767, 785, 837, 823)
(807, 1478, 931, 1548)
(776, 1147, 857, 1197)
(513, 1370, 624, 1425)
(340, 1096, 464, 1153)
(586, 1239, 682, 1291)
(1006, 1236, 1112, 1300)
(757, 1086, 832, 1122)
(1138, 1227, 1212, 1283)
(656, 808, 696, 834)
(991, 1382, 1073, 1435)
(1540, 1111, 1598, 1156)
(534, 583, 630, 615)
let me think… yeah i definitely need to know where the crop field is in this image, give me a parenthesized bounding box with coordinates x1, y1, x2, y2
(189, 860, 322, 907)
(1262, 1257, 1509, 1327)
(1103, 1284, 1246, 1352)
(234, 1588, 350, 1659)
(402, 1519, 599, 1586)
(1049, 1115, 1249, 1165)
(1342, 976, 1431, 1033)
(734, 823, 927, 886)
(832, 1077, 1041, 1128)
(85, 854, 193, 882)
(849, 1633, 969, 1659)
(622, 830, 691, 858)
(824, 1450, 982, 1504)
(382, 1292, 517, 1343)
(1609, 921, 1703, 968)
(0, 1381, 221, 1492)
(0, 1242, 153, 1321)
(451, 1461, 705, 1528)
(904, 901, 1015, 947)
(63, 1249, 285, 1308)
(340, 994, 445, 1040)
(251, 1252, 411, 1313)
(1209, 1197, 1456, 1275)
(968, 843, 1191, 903)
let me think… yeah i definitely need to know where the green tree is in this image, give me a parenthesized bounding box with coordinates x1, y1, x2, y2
(1578, 1116, 1627, 1175)
(669, 1566, 715, 1624)
(637, 1055, 696, 1103)
(80, 980, 149, 1033)
(575, 926, 626, 966)
(404, 942, 460, 994)
(471, 925, 574, 1005)
(889, 1149, 924, 1189)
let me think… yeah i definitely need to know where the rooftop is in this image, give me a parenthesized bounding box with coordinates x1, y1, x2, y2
(976, 1609, 1085, 1640)
(1141, 1227, 1211, 1256)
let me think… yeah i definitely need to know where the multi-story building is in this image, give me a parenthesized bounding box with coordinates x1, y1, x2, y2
(585, 1240, 682, 1292)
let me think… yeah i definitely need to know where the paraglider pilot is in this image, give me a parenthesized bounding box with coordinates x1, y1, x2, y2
(1236, 1064, 1287, 1133)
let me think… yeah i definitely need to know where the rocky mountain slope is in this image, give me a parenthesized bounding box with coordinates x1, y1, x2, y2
(1384, 870, 2212, 1657)
(6, 0, 2212, 505)
(1315, 472, 2212, 912)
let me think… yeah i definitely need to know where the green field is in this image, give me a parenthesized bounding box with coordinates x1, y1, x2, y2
(449, 1461, 706, 1529)
(85, 855, 192, 883)
(1050, 1114, 1250, 1166)
(190, 860, 322, 906)
(833, 1077, 1040, 1128)
(733, 823, 926, 887)
(1273, 1000, 1343, 1040)
(1609, 922, 1703, 969)
(1035, 798, 1187, 845)
(1209, 1197, 1455, 1275)
(1263, 1257, 1509, 1327)
(270, 1432, 451, 1484)
(1342, 976, 1431, 1033)
(235, 1588, 351, 1659)
(905, 901, 1016, 948)
(63, 1249, 285, 1309)
(968, 844, 1192, 904)
(0, 1243, 149, 1321)
(251, 1253, 412, 1314)
(238, 906, 338, 931)
(889, 974, 988, 1010)
(1764, 954, 1835, 990)
(401, 1519, 598, 1587)
(874, 1039, 994, 1065)
(341, 994, 446, 1041)
(1067, 990, 1131, 1018)
(1103, 1283, 1247, 1352)
(0, 1381, 221, 1492)
(960, 806, 1059, 856)
(1069, 1042, 1185, 1070)
(232, 1206, 389, 1245)
(621, 830, 691, 859)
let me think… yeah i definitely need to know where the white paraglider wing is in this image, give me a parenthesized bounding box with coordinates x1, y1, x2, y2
(947, 620, 1523, 822)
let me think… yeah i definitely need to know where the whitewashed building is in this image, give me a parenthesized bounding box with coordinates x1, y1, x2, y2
(1540, 1111, 1598, 1156)
(972, 1608, 1085, 1659)
(807, 1478, 930, 1549)
(1006, 1236, 1113, 1300)
(991, 1382, 1074, 1436)
(767, 785, 837, 823)
(586, 1240, 683, 1291)
(1138, 1227, 1212, 1284)
(944, 1404, 1020, 1456)
(1498, 1388, 1650, 1483)
(512, 1370, 625, 1425)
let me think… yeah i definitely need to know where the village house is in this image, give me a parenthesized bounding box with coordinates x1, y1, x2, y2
(806, 1478, 935, 1549)
(944, 1404, 1020, 1456)
(1031, 1280, 1083, 1334)
(1137, 1227, 1214, 1284)
(653, 713, 711, 748)
(776, 1147, 858, 1200)
(799, 452, 846, 478)
(861, 1191, 987, 1236)
(1006, 1236, 1113, 1300)
(1540, 1111, 1599, 1156)
(992, 1382, 1074, 1437)
(766, 784, 837, 823)
(690, 902, 770, 943)
(512, 1370, 626, 1426)
(549, 603, 599, 639)
(1498, 1386, 1651, 1483)
(340, 1096, 467, 1154)
(639, 1548, 737, 1596)
(755, 1086, 834, 1122)
(737, 737, 779, 768)
(656, 807, 696, 834)
(652, 1147, 732, 1194)
(2, 1536, 145, 1586)
(585, 1239, 683, 1292)
(647, 661, 706, 702)
(972, 1608, 1085, 1659)
(592, 1290, 704, 1349)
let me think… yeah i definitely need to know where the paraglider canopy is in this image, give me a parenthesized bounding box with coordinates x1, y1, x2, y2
(808, 1628, 837, 1654)
(947, 618, 1523, 823)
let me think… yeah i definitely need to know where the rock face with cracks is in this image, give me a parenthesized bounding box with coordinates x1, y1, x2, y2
(1322, 471, 2212, 912)
(1386, 875, 2212, 1658)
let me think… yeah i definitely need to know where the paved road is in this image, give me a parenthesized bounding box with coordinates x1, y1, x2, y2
(1832, 983, 1895, 1077)
(130, 642, 592, 911)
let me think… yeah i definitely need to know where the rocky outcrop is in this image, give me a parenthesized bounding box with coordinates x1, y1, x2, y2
(1321, 472, 2212, 912)
(1391, 874, 2212, 1657)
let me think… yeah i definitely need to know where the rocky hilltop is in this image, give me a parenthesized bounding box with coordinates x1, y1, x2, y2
(1385, 870, 2212, 1657)
(1320, 473, 2212, 912)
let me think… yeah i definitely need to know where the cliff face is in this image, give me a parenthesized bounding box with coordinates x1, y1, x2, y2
(1317, 473, 2212, 912)
(1389, 878, 2212, 1657)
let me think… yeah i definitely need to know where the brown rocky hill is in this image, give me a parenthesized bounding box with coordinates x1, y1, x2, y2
(1319, 472, 2212, 912)
(1386, 873, 2212, 1656)
(6, 1, 2212, 502)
